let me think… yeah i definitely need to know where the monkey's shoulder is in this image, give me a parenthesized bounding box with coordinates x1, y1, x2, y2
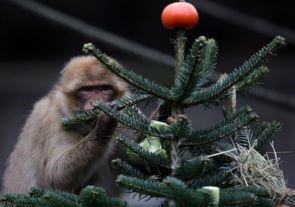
(17, 92, 61, 142)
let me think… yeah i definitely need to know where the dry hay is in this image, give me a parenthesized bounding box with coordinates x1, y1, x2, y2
(224, 140, 295, 206)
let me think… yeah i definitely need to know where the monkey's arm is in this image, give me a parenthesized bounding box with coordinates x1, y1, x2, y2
(45, 115, 117, 191)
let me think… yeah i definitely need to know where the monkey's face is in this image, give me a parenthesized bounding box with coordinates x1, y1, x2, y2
(76, 84, 115, 111)
(61, 56, 128, 113)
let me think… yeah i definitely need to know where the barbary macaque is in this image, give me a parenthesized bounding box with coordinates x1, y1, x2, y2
(2, 56, 128, 195)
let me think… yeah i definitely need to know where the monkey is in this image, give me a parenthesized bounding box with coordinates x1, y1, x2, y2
(2, 56, 128, 195)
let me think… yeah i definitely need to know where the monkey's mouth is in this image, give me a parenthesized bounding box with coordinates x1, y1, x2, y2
(84, 101, 96, 111)
(83, 99, 116, 111)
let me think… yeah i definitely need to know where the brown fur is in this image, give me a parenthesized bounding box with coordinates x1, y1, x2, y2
(2, 56, 128, 195)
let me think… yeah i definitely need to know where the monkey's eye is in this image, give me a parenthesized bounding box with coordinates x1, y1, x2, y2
(76, 86, 95, 98)
(99, 85, 113, 92)
(75, 85, 115, 101)
(81, 86, 93, 92)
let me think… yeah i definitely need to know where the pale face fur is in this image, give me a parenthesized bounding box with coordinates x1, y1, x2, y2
(2, 56, 128, 195)
(59, 56, 127, 115)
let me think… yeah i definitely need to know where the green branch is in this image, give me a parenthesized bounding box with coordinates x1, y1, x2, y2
(62, 108, 101, 127)
(83, 43, 176, 100)
(62, 91, 152, 127)
(170, 36, 207, 99)
(116, 176, 215, 207)
(188, 170, 231, 189)
(182, 36, 286, 106)
(115, 91, 153, 109)
(174, 157, 212, 180)
(236, 66, 269, 91)
(112, 158, 147, 179)
(188, 38, 218, 91)
(254, 121, 281, 152)
(183, 107, 258, 145)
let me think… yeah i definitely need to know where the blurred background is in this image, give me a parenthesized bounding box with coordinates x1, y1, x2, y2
(0, 0, 294, 197)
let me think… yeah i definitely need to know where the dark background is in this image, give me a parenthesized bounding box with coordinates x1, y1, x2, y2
(0, 0, 294, 192)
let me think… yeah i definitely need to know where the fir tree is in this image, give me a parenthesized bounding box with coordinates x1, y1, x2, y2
(1, 1, 293, 207)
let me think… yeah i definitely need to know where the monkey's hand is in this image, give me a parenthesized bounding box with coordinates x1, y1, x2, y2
(47, 101, 119, 190)
(91, 100, 119, 141)
(72, 101, 118, 136)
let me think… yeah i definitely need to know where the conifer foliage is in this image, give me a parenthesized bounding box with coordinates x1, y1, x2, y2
(1, 1, 292, 207)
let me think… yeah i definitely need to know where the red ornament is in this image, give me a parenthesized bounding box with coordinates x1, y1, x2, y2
(161, 2, 199, 30)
